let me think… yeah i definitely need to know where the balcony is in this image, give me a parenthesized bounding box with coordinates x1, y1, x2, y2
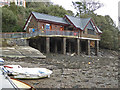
(1, 30, 79, 39)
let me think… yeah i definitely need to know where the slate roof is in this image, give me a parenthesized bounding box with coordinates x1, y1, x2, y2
(32, 12, 68, 25)
(65, 15, 102, 33)
(29, 12, 102, 33)
(65, 15, 91, 30)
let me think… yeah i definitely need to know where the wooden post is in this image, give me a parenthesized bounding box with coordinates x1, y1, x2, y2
(69, 42, 71, 53)
(87, 40, 90, 55)
(77, 39, 80, 55)
(46, 37, 50, 53)
(38, 43, 41, 51)
(95, 40, 99, 56)
(55, 41, 57, 53)
(63, 38, 66, 54)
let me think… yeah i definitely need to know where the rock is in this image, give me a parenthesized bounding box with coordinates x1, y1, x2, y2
(83, 79, 89, 82)
(57, 80, 61, 82)
(87, 72, 93, 75)
(109, 56, 114, 59)
(106, 83, 111, 85)
(73, 85, 80, 88)
(97, 76, 102, 78)
(115, 63, 118, 66)
(96, 81, 103, 84)
(83, 69, 88, 71)
(71, 75, 75, 78)
(82, 71, 86, 74)
(77, 80, 81, 82)
(33, 82, 39, 85)
(71, 53, 76, 57)
(112, 51, 118, 56)
(86, 76, 93, 78)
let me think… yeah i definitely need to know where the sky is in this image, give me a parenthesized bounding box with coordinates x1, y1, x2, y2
(52, 0, 120, 26)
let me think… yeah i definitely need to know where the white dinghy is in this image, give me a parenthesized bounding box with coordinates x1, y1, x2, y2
(0, 66, 34, 89)
(2, 65, 53, 79)
(0, 58, 4, 65)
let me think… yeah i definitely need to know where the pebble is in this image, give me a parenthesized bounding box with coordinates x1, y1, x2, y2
(106, 83, 111, 85)
(82, 71, 86, 74)
(57, 80, 61, 82)
(96, 81, 104, 84)
(83, 79, 89, 82)
(86, 76, 93, 78)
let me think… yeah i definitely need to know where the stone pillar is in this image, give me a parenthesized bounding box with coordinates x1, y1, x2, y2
(46, 37, 50, 53)
(69, 42, 71, 53)
(87, 40, 90, 55)
(63, 38, 66, 54)
(76, 39, 80, 55)
(55, 41, 57, 53)
(95, 40, 99, 56)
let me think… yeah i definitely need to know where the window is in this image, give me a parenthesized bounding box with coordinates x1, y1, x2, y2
(50, 24, 52, 30)
(60, 26, 63, 30)
(42, 24, 44, 29)
(20, 1, 23, 6)
(29, 28, 33, 33)
(46, 24, 50, 30)
(87, 29, 95, 35)
(83, 30, 85, 34)
(17, 0, 19, 5)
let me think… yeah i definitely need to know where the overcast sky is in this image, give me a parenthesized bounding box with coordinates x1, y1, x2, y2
(52, 0, 120, 26)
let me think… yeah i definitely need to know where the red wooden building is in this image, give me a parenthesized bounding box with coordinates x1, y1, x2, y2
(23, 12, 102, 55)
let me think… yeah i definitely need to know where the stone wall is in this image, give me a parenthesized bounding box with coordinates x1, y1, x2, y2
(3, 38, 29, 46)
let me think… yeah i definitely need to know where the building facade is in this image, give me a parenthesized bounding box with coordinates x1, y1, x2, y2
(0, 0, 26, 7)
(23, 12, 102, 55)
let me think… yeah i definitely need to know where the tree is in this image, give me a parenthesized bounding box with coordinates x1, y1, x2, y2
(2, 8, 17, 32)
(67, 10, 74, 16)
(72, 0, 103, 16)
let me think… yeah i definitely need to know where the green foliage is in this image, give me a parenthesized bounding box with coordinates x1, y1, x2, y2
(2, 2, 74, 33)
(2, 8, 17, 32)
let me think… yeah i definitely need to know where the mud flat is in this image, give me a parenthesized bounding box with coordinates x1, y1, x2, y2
(2, 49, 119, 88)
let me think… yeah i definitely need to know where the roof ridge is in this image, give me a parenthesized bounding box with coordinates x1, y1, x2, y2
(65, 14, 91, 20)
(32, 11, 64, 19)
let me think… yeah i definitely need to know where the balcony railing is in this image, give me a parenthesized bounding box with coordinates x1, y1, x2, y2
(1, 30, 79, 39)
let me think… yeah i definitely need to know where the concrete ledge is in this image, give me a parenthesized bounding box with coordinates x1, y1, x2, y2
(0, 46, 46, 59)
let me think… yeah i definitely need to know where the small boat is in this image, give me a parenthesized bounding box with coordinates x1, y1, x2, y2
(2, 65, 53, 79)
(0, 58, 4, 65)
(0, 66, 34, 89)
(10, 78, 34, 89)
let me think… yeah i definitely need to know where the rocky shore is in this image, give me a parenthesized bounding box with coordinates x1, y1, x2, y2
(2, 49, 119, 88)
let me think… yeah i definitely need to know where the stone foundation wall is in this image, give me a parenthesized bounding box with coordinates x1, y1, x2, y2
(3, 38, 29, 46)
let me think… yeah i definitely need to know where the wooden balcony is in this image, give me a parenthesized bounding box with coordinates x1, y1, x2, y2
(1, 30, 100, 40)
(1, 30, 79, 39)
(81, 34, 100, 39)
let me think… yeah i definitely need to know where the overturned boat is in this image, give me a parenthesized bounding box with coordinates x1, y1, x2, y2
(0, 66, 34, 89)
(2, 65, 53, 79)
